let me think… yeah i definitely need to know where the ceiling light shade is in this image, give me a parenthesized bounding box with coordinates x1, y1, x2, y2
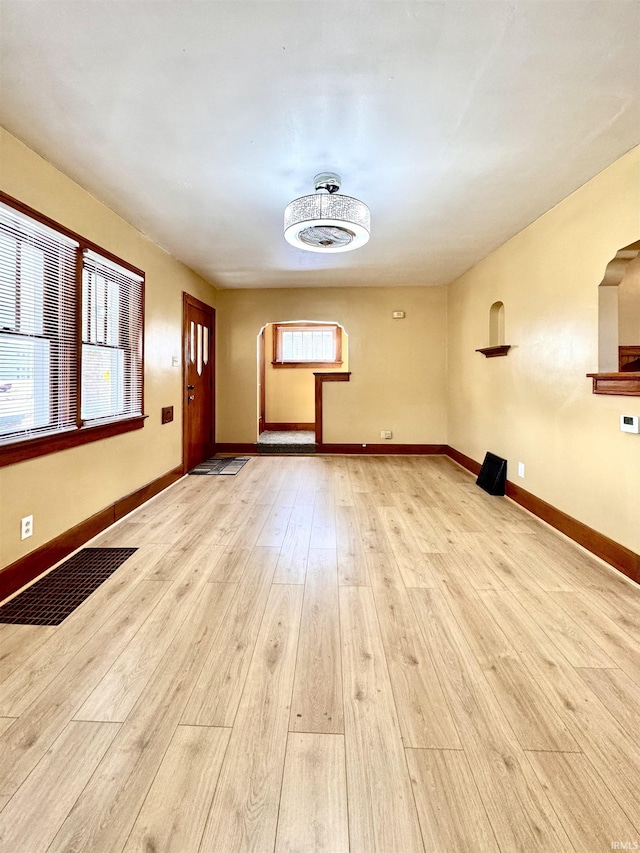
(284, 173, 370, 253)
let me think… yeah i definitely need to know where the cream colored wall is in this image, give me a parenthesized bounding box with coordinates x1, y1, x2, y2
(0, 128, 216, 570)
(263, 323, 348, 424)
(217, 287, 447, 445)
(447, 146, 640, 553)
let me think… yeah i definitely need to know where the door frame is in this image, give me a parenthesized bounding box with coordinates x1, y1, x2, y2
(258, 327, 266, 434)
(182, 293, 216, 474)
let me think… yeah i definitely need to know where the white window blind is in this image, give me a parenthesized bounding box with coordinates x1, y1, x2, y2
(0, 203, 78, 443)
(81, 250, 143, 423)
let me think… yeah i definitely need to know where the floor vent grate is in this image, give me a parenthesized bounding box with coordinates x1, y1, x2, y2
(0, 547, 138, 626)
(189, 456, 251, 475)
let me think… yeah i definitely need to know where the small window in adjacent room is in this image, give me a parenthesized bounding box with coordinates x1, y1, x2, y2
(272, 322, 342, 367)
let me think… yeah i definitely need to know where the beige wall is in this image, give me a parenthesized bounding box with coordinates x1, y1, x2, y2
(263, 323, 348, 424)
(447, 146, 640, 553)
(0, 128, 216, 570)
(217, 286, 447, 445)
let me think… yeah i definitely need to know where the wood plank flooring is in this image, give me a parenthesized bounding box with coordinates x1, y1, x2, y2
(0, 454, 638, 852)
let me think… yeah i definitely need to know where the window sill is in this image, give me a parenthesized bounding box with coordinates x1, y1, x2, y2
(0, 415, 147, 468)
(271, 361, 343, 369)
(586, 373, 640, 396)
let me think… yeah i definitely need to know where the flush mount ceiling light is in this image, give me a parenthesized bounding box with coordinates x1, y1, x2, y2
(284, 173, 370, 253)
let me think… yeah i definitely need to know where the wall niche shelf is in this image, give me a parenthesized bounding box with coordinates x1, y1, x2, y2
(586, 373, 640, 396)
(476, 345, 511, 358)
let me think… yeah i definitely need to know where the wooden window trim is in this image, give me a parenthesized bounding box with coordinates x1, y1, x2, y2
(271, 360, 344, 369)
(0, 191, 144, 278)
(0, 414, 147, 468)
(272, 322, 342, 368)
(0, 190, 146, 464)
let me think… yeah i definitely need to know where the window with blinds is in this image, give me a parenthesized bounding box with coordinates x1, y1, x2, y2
(0, 203, 78, 442)
(81, 250, 143, 422)
(273, 323, 342, 366)
(0, 195, 144, 456)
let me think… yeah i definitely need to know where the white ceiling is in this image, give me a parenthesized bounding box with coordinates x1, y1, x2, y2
(1, 1, 638, 289)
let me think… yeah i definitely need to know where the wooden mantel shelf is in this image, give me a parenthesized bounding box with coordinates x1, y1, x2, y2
(476, 345, 511, 358)
(587, 372, 640, 396)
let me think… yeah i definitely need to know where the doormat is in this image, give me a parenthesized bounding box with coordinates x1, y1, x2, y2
(189, 456, 251, 476)
(0, 547, 138, 626)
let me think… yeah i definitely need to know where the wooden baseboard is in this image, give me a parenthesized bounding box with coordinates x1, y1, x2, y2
(263, 422, 315, 431)
(219, 442, 448, 456)
(317, 443, 448, 455)
(216, 443, 259, 454)
(446, 445, 482, 475)
(505, 480, 639, 583)
(445, 445, 639, 584)
(0, 464, 183, 604)
(114, 465, 183, 520)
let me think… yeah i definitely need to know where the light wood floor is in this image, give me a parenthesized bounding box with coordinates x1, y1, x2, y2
(0, 455, 638, 852)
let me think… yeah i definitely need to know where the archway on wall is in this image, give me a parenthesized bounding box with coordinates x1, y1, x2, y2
(598, 241, 640, 372)
(256, 320, 348, 444)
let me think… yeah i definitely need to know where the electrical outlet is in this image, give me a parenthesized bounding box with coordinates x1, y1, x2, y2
(381, 430, 392, 439)
(21, 515, 33, 540)
(517, 462, 525, 478)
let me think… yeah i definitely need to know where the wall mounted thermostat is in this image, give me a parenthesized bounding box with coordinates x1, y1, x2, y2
(620, 414, 639, 434)
(392, 311, 405, 319)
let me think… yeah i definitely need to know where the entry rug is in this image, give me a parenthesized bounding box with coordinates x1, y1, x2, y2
(0, 548, 138, 626)
(189, 456, 251, 476)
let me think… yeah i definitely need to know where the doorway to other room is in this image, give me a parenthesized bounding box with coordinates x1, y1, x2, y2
(257, 321, 348, 453)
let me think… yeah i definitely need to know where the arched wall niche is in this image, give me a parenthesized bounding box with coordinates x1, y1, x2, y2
(475, 301, 510, 357)
(489, 301, 505, 347)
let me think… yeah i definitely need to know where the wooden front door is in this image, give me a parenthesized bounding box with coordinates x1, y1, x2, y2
(183, 294, 215, 472)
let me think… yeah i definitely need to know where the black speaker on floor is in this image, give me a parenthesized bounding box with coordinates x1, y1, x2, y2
(476, 452, 507, 496)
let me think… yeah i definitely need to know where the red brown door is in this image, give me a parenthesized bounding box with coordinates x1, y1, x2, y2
(183, 294, 214, 472)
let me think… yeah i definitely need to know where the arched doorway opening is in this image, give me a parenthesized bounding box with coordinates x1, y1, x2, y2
(257, 320, 348, 450)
